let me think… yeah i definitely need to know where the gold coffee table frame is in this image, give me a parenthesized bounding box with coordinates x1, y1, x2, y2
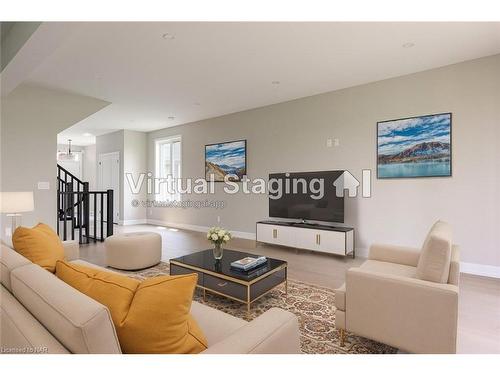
(170, 259, 288, 312)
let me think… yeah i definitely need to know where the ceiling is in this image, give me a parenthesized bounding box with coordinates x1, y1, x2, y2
(12, 22, 500, 145)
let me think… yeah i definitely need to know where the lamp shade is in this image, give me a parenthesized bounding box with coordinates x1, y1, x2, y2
(0, 192, 34, 213)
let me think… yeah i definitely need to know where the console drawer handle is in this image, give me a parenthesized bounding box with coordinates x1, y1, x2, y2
(217, 282, 228, 287)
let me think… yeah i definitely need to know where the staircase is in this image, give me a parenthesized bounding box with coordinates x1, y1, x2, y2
(57, 164, 114, 244)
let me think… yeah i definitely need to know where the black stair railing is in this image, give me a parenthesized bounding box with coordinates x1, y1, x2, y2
(57, 164, 114, 243)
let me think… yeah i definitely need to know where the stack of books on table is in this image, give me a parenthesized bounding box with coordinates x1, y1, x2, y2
(230, 256, 267, 272)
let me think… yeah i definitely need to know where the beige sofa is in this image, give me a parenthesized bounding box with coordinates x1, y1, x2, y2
(335, 227, 460, 354)
(1, 242, 300, 354)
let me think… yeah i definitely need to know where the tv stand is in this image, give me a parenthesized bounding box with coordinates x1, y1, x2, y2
(256, 220, 355, 258)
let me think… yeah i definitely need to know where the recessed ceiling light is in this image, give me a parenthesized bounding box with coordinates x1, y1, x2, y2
(271, 81, 280, 85)
(168, 116, 175, 120)
(168, 228, 179, 232)
(402, 42, 415, 48)
(162, 33, 175, 40)
(83, 132, 93, 137)
(156, 226, 166, 230)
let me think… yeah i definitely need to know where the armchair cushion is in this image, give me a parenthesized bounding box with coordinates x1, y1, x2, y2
(368, 244, 421, 267)
(346, 267, 458, 353)
(360, 260, 417, 278)
(335, 260, 416, 313)
(417, 221, 452, 283)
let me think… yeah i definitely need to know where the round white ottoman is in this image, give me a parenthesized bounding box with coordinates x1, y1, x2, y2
(105, 232, 162, 270)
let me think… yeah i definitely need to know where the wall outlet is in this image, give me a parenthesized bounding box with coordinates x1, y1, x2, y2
(217, 216, 221, 223)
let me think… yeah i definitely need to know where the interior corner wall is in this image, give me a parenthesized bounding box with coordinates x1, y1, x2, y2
(123, 130, 147, 223)
(0, 84, 109, 237)
(147, 54, 500, 268)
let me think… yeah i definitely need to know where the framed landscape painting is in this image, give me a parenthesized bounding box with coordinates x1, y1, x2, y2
(205, 140, 247, 182)
(377, 113, 452, 179)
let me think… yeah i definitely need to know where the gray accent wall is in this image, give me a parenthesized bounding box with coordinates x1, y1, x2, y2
(147, 54, 500, 267)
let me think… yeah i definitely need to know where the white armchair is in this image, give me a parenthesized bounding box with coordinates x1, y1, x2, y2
(335, 222, 460, 353)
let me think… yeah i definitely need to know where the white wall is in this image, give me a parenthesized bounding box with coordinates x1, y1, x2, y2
(95, 130, 148, 223)
(56, 143, 96, 189)
(147, 54, 500, 270)
(123, 130, 147, 223)
(83, 144, 97, 190)
(95, 130, 124, 221)
(1, 84, 109, 236)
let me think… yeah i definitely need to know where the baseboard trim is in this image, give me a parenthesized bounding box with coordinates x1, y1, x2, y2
(460, 262, 500, 279)
(120, 219, 148, 226)
(146, 219, 256, 240)
(148, 219, 500, 278)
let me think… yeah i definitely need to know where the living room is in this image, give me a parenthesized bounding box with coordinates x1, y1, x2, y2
(1, 1, 500, 372)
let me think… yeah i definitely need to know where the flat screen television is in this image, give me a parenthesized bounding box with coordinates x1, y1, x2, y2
(268, 170, 344, 223)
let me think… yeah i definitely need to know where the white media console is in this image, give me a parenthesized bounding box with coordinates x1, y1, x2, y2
(256, 220, 355, 258)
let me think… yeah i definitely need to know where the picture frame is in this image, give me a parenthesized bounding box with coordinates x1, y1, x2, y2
(205, 139, 247, 182)
(377, 113, 452, 179)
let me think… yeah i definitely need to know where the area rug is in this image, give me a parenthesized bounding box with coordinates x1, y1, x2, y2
(119, 262, 397, 354)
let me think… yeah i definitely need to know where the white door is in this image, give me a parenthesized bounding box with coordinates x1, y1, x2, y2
(98, 152, 120, 224)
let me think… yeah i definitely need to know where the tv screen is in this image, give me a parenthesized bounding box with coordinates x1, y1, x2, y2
(268, 170, 344, 223)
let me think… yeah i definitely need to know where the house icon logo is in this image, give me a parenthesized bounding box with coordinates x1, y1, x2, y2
(333, 170, 371, 198)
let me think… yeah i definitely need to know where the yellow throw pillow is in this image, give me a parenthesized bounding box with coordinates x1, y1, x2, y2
(55, 261, 208, 354)
(55, 260, 140, 326)
(119, 274, 208, 354)
(13, 223, 65, 273)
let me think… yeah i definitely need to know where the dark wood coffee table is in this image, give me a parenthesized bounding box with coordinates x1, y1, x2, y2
(170, 249, 287, 312)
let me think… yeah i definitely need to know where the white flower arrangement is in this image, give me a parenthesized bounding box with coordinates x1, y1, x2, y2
(206, 227, 232, 245)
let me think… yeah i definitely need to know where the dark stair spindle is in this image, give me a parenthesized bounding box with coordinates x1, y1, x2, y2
(57, 164, 114, 244)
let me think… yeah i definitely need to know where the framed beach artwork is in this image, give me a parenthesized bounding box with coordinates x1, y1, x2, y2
(205, 140, 247, 182)
(377, 113, 452, 179)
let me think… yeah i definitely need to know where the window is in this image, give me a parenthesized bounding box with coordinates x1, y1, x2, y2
(155, 136, 181, 202)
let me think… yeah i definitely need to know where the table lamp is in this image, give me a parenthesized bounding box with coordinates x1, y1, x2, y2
(0, 191, 34, 236)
